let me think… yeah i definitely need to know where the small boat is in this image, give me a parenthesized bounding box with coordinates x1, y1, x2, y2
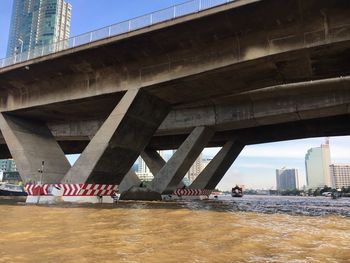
(231, 185, 243, 197)
(0, 182, 27, 196)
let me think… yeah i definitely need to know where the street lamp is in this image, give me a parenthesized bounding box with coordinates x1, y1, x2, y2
(17, 38, 24, 54)
(37, 161, 45, 204)
(14, 39, 24, 63)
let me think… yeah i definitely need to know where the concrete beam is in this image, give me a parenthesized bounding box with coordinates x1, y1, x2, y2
(118, 171, 142, 193)
(0, 114, 70, 183)
(190, 140, 244, 190)
(2, 0, 350, 112)
(158, 77, 350, 135)
(62, 89, 170, 184)
(150, 126, 214, 194)
(141, 150, 186, 188)
(140, 149, 166, 176)
(36, 75, 350, 143)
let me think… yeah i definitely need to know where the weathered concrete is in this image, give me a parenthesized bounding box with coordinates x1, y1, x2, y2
(1, 0, 350, 115)
(118, 171, 142, 193)
(157, 76, 350, 135)
(141, 149, 186, 188)
(150, 127, 214, 194)
(140, 149, 166, 176)
(0, 114, 70, 183)
(190, 140, 244, 190)
(119, 186, 162, 201)
(34, 75, 350, 143)
(62, 89, 170, 184)
(148, 114, 350, 151)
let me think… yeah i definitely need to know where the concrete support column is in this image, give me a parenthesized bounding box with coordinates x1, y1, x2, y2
(62, 89, 170, 184)
(141, 149, 185, 188)
(150, 126, 214, 194)
(0, 114, 71, 184)
(119, 171, 142, 193)
(190, 140, 244, 190)
(141, 149, 165, 176)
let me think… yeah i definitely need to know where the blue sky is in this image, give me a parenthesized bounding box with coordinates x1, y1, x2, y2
(1, 0, 350, 190)
(0, 0, 185, 57)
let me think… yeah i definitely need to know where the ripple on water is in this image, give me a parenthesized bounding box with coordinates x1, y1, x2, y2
(0, 196, 349, 262)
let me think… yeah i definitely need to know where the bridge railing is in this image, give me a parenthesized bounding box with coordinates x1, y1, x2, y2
(0, 0, 234, 69)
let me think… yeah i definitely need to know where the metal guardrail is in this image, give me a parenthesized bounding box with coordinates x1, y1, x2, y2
(0, 0, 234, 69)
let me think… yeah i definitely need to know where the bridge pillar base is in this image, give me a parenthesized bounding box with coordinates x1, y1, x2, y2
(0, 114, 71, 184)
(119, 171, 142, 193)
(190, 140, 244, 190)
(150, 126, 214, 194)
(119, 186, 162, 201)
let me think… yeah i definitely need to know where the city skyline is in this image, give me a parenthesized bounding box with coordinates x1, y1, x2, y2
(64, 136, 350, 191)
(1, 0, 350, 190)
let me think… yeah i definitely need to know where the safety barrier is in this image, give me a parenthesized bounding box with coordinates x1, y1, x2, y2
(24, 184, 117, 196)
(0, 0, 234, 69)
(173, 188, 212, 196)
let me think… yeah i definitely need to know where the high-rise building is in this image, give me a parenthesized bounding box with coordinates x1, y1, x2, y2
(202, 158, 212, 169)
(187, 154, 204, 183)
(7, 0, 72, 57)
(305, 141, 332, 189)
(276, 168, 299, 191)
(330, 164, 350, 189)
(136, 157, 153, 182)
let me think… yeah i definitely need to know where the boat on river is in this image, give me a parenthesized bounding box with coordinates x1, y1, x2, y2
(231, 185, 243, 197)
(0, 182, 27, 196)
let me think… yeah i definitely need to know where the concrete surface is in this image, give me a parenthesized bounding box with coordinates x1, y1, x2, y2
(150, 127, 214, 194)
(0, 114, 70, 183)
(190, 140, 245, 190)
(62, 89, 169, 184)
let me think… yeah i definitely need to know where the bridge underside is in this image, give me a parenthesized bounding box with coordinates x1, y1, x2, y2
(0, 113, 349, 191)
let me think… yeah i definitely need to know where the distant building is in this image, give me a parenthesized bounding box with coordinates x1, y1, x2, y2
(305, 142, 332, 189)
(330, 164, 350, 189)
(276, 168, 299, 191)
(0, 159, 17, 172)
(136, 157, 153, 182)
(1, 171, 21, 184)
(202, 158, 212, 169)
(136, 151, 207, 184)
(7, 0, 72, 57)
(187, 153, 204, 183)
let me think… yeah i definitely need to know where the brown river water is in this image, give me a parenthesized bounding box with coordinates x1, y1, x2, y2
(0, 196, 349, 263)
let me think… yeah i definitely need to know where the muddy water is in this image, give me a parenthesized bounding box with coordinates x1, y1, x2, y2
(0, 197, 349, 263)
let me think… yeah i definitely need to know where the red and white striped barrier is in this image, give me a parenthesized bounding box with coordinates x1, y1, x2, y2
(25, 184, 117, 196)
(173, 188, 212, 196)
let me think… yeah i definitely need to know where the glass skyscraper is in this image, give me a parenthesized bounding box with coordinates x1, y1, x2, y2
(7, 0, 72, 57)
(305, 142, 332, 189)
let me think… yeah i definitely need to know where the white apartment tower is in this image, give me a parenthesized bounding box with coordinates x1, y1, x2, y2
(305, 139, 332, 189)
(330, 164, 350, 188)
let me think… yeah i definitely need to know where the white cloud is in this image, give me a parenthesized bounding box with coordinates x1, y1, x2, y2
(237, 136, 350, 161)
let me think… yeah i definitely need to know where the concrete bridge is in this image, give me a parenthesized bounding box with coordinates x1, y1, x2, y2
(0, 0, 350, 196)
